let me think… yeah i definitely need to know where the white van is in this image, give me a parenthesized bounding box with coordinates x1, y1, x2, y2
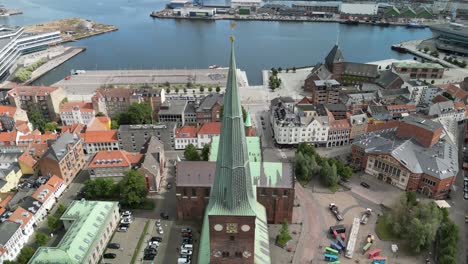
(177, 257, 190, 264)
(181, 249, 192, 255)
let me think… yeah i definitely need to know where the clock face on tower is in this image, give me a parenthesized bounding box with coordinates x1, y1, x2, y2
(226, 223, 238, 233)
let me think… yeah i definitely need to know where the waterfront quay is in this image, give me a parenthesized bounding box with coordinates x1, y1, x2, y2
(151, 10, 431, 26)
(52, 69, 249, 100)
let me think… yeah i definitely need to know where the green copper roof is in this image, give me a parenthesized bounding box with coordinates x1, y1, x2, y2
(245, 111, 252, 127)
(207, 40, 257, 216)
(209, 136, 261, 162)
(29, 200, 119, 264)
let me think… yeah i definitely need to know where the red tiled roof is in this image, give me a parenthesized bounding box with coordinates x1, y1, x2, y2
(88, 150, 143, 168)
(330, 119, 351, 130)
(8, 207, 32, 229)
(31, 185, 54, 203)
(0, 192, 14, 208)
(18, 151, 37, 168)
(367, 120, 400, 133)
(61, 123, 85, 134)
(437, 83, 468, 100)
(86, 116, 110, 131)
(45, 175, 64, 191)
(60, 102, 94, 113)
(0, 207, 5, 216)
(8, 86, 59, 97)
(0, 105, 17, 116)
(0, 131, 17, 143)
(454, 102, 465, 109)
(176, 126, 198, 138)
(84, 130, 118, 143)
(298, 97, 312, 104)
(197, 122, 221, 135)
(18, 133, 57, 146)
(432, 95, 449, 103)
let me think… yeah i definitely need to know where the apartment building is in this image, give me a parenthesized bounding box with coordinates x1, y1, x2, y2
(0, 105, 29, 132)
(0, 221, 23, 262)
(29, 200, 120, 264)
(271, 98, 330, 147)
(38, 132, 85, 184)
(195, 93, 223, 124)
(404, 80, 441, 104)
(59, 102, 95, 125)
(88, 150, 143, 181)
(158, 100, 187, 126)
(392, 62, 445, 79)
(83, 130, 119, 154)
(92, 88, 165, 118)
(303, 79, 341, 104)
(118, 123, 176, 151)
(7, 86, 66, 121)
(174, 125, 198, 150)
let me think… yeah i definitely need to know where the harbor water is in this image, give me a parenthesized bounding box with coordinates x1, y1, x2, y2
(2, 0, 432, 85)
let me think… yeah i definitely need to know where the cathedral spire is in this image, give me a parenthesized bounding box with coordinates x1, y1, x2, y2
(208, 38, 256, 215)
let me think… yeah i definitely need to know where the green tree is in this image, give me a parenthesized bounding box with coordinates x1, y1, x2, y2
(118, 102, 153, 125)
(278, 67, 283, 73)
(44, 122, 58, 132)
(47, 216, 60, 231)
(111, 119, 119, 129)
(208, 86, 213, 92)
(35, 232, 49, 246)
(201, 144, 210, 161)
(199, 86, 205, 93)
(95, 112, 105, 117)
(184, 144, 200, 161)
(118, 170, 149, 207)
(175, 87, 179, 93)
(164, 81, 170, 87)
(216, 86, 221, 93)
(423, 47, 429, 53)
(320, 161, 337, 187)
(286, 69, 289, 73)
(166, 88, 170, 94)
(29, 111, 47, 132)
(56, 204, 68, 216)
(184, 88, 187, 94)
(186, 82, 193, 88)
(276, 221, 292, 247)
(83, 178, 117, 199)
(292, 67, 296, 73)
(15, 246, 36, 264)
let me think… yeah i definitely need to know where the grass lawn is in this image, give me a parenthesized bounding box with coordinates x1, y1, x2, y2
(375, 215, 397, 241)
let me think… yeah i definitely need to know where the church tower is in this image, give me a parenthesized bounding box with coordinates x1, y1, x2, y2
(197, 37, 271, 264)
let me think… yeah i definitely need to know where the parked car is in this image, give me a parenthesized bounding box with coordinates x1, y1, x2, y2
(151, 236, 162, 242)
(464, 192, 468, 200)
(160, 212, 169, 220)
(107, 243, 120, 249)
(167, 182, 172, 189)
(158, 226, 164, 234)
(103, 253, 116, 259)
(183, 238, 193, 244)
(148, 241, 159, 247)
(181, 249, 193, 255)
(156, 219, 161, 227)
(117, 226, 128, 232)
(182, 244, 193, 250)
(121, 210, 132, 216)
(120, 218, 132, 224)
(144, 248, 157, 255)
(182, 232, 192, 238)
(360, 182, 370, 188)
(181, 228, 192, 233)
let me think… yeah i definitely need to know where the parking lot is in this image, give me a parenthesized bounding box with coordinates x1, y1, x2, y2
(101, 216, 149, 264)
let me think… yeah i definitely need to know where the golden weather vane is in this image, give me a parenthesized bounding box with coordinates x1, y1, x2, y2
(230, 21, 236, 42)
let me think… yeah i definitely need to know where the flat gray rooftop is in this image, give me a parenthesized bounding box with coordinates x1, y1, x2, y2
(53, 69, 248, 100)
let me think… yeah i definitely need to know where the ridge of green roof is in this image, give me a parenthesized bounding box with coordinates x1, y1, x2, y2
(28, 200, 119, 264)
(207, 40, 257, 216)
(245, 111, 252, 127)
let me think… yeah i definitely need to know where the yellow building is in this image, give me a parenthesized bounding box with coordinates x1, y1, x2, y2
(0, 165, 23, 192)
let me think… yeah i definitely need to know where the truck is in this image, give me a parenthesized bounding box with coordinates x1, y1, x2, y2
(329, 203, 343, 221)
(360, 208, 372, 225)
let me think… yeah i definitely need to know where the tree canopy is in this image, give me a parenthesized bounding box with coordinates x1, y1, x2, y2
(29, 111, 47, 132)
(44, 122, 58, 132)
(387, 192, 443, 253)
(35, 232, 49, 246)
(118, 170, 149, 207)
(201, 144, 210, 161)
(276, 221, 292, 247)
(118, 102, 153, 125)
(184, 144, 201, 161)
